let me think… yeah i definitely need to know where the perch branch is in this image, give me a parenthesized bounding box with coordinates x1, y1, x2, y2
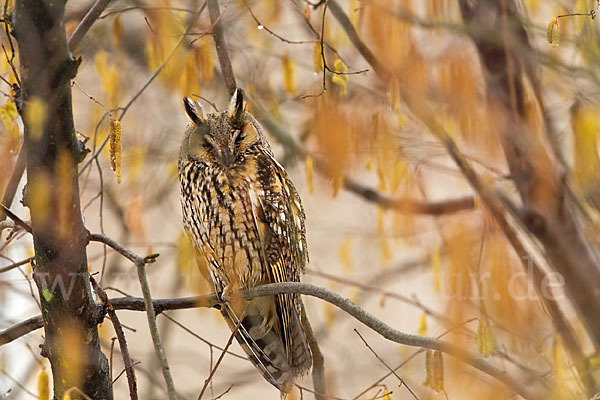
(1, 283, 545, 400)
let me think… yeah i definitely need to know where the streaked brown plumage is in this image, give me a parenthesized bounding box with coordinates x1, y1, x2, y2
(178, 89, 312, 392)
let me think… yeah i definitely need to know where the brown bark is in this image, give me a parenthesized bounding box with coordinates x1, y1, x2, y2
(13, 1, 112, 398)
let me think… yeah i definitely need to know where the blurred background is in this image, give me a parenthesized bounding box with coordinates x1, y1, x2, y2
(2, 0, 600, 398)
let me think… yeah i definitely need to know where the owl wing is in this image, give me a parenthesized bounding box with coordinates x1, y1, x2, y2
(247, 153, 311, 371)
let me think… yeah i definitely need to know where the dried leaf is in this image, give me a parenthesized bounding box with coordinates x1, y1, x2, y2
(305, 155, 314, 194)
(338, 237, 352, 272)
(432, 246, 441, 292)
(109, 119, 122, 184)
(282, 53, 296, 95)
(313, 42, 324, 73)
(418, 314, 427, 336)
(331, 59, 348, 96)
(547, 17, 560, 47)
(37, 369, 49, 400)
(477, 319, 494, 357)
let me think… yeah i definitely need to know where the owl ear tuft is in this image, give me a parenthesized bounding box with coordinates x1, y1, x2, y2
(228, 88, 246, 122)
(183, 97, 204, 125)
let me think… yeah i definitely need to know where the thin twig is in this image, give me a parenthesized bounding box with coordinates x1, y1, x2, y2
(67, 0, 113, 51)
(161, 313, 247, 360)
(354, 329, 418, 400)
(0, 146, 26, 223)
(1, 283, 545, 400)
(90, 276, 138, 400)
(0, 204, 31, 233)
(79, 2, 207, 175)
(136, 259, 176, 399)
(246, 3, 317, 45)
(88, 232, 175, 398)
(0, 256, 33, 274)
(197, 315, 244, 400)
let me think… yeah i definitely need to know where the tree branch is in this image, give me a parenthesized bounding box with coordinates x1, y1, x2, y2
(328, 0, 593, 393)
(207, 0, 236, 95)
(300, 304, 327, 400)
(67, 0, 113, 52)
(1, 283, 546, 400)
(0, 146, 25, 224)
(88, 232, 176, 400)
(14, 0, 112, 396)
(90, 276, 138, 400)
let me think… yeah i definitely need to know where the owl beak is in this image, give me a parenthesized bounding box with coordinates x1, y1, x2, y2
(220, 148, 235, 167)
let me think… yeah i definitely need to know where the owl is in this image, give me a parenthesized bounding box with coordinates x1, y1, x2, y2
(178, 88, 312, 393)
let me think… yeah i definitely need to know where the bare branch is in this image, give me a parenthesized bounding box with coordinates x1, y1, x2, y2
(197, 314, 243, 400)
(207, 0, 236, 95)
(301, 304, 327, 400)
(90, 276, 138, 400)
(0, 256, 33, 274)
(354, 329, 418, 400)
(79, 2, 206, 175)
(0, 146, 26, 224)
(327, 0, 592, 393)
(1, 283, 547, 399)
(0, 204, 31, 233)
(67, 0, 113, 52)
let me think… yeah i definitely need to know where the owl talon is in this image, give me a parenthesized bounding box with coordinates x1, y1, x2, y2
(219, 287, 231, 303)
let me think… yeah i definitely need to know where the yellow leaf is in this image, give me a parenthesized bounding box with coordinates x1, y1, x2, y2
(313, 41, 324, 73)
(305, 155, 314, 194)
(547, 17, 560, 47)
(195, 38, 214, 82)
(331, 59, 348, 96)
(572, 106, 600, 189)
(338, 237, 352, 272)
(418, 314, 427, 336)
(389, 77, 401, 110)
(477, 319, 494, 357)
(37, 369, 49, 400)
(95, 51, 120, 107)
(176, 232, 195, 275)
(282, 53, 296, 95)
(0, 100, 20, 152)
(365, 155, 372, 171)
(331, 172, 343, 197)
(109, 119, 122, 184)
(181, 51, 200, 97)
(432, 247, 441, 292)
(382, 389, 392, 400)
(552, 335, 568, 381)
(25, 97, 48, 141)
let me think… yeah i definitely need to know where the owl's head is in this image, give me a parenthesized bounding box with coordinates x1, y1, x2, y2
(180, 88, 264, 167)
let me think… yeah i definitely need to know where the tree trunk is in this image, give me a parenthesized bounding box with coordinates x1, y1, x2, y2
(13, 1, 112, 398)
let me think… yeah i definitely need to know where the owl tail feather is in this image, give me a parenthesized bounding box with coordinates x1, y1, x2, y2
(220, 299, 311, 392)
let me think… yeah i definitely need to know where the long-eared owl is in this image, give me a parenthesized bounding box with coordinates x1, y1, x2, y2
(178, 89, 312, 392)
